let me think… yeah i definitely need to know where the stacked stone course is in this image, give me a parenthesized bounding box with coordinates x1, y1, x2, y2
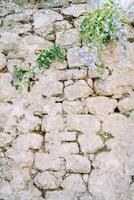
(0, 1, 134, 199)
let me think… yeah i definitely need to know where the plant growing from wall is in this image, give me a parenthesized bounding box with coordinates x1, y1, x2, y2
(79, 0, 129, 75)
(11, 46, 66, 92)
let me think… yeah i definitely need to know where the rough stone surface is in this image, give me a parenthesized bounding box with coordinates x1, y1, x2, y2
(61, 4, 91, 17)
(67, 114, 104, 153)
(118, 96, 134, 113)
(0, 132, 12, 147)
(61, 174, 87, 193)
(0, 52, 6, 71)
(67, 47, 86, 68)
(64, 80, 93, 100)
(45, 191, 77, 200)
(63, 100, 83, 114)
(66, 155, 91, 173)
(57, 69, 87, 81)
(88, 114, 134, 200)
(34, 153, 62, 171)
(0, 2, 134, 200)
(67, 114, 100, 134)
(56, 29, 78, 47)
(86, 97, 117, 121)
(34, 172, 59, 190)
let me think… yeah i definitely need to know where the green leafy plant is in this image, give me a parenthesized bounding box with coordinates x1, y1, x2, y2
(11, 46, 66, 92)
(79, 0, 129, 73)
(123, 111, 133, 118)
(36, 46, 65, 69)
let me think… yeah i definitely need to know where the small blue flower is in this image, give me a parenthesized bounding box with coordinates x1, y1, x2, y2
(53, 0, 60, 3)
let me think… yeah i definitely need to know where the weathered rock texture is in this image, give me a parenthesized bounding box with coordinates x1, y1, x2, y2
(0, 1, 134, 200)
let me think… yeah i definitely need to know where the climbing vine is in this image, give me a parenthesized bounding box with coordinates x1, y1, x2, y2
(11, 46, 66, 92)
(79, 0, 129, 74)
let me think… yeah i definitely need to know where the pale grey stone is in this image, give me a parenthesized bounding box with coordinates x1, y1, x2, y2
(74, 16, 84, 28)
(67, 114, 100, 134)
(57, 69, 87, 81)
(46, 191, 77, 200)
(86, 97, 117, 121)
(118, 97, 134, 113)
(94, 66, 134, 97)
(61, 4, 91, 17)
(42, 115, 64, 132)
(0, 132, 12, 147)
(0, 31, 20, 53)
(61, 174, 87, 193)
(33, 9, 63, 29)
(55, 20, 73, 32)
(94, 43, 134, 98)
(66, 155, 91, 173)
(0, 102, 12, 127)
(18, 35, 53, 53)
(64, 80, 74, 87)
(34, 152, 62, 171)
(0, 73, 16, 102)
(34, 172, 59, 190)
(67, 114, 103, 153)
(51, 60, 67, 70)
(87, 78, 93, 89)
(14, 134, 43, 151)
(6, 148, 34, 168)
(88, 114, 134, 200)
(64, 80, 93, 101)
(56, 29, 78, 47)
(0, 52, 6, 71)
(15, 110, 41, 133)
(67, 47, 86, 68)
(63, 100, 83, 114)
(78, 133, 104, 154)
(9, 24, 32, 35)
(4, 12, 32, 26)
(45, 142, 79, 157)
(7, 59, 24, 73)
(33, 69, 64, 97)
(33, 9, 63, 37)
(59, 131, 76, 142)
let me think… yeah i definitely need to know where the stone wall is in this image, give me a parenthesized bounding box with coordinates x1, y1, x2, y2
(0, 1, 134, 200)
